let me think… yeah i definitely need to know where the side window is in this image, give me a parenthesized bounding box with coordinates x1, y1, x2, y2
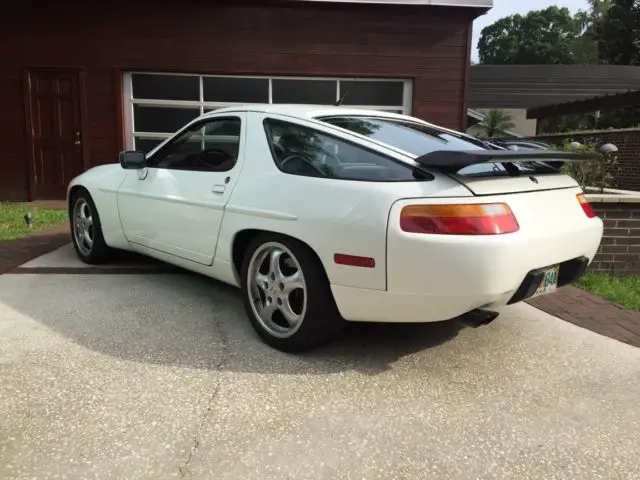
(263, 119, 431, 182)
(147, 117, 241, 172)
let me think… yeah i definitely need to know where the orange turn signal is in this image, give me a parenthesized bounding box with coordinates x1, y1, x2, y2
(576, 193, 596, 218)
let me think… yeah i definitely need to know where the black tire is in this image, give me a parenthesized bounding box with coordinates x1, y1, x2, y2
(69, 189, 112, 265)
(240, 233, 343, 352)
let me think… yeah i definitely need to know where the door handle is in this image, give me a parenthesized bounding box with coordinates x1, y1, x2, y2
(212, 184, 226, 194)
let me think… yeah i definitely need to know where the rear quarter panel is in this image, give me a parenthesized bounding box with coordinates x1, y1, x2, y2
(386, 187, 603, 296)
(216, 112, 471, 290)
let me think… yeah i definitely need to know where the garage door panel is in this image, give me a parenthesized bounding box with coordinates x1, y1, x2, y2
(123, 72, 412, 152)
(203, 77, 269, 104)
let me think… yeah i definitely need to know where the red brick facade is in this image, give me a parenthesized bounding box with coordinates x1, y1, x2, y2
(590, 201, 640, 276)
(0, 1, 482, 201)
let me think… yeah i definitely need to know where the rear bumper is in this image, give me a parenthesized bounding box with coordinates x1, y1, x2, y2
(331, 217, 602, 324)
(331, 285, 504, 323)
(331, 255, 591, 323)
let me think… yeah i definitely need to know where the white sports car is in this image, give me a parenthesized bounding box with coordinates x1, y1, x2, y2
(68, 105, 603, 352)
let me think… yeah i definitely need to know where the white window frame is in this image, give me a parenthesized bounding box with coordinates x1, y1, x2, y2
(122, 72, 413, 150)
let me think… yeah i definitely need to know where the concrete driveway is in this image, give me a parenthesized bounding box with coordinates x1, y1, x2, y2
(1, 246, 640, 480)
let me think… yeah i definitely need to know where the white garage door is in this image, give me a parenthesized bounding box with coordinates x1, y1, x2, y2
(122, 72, 413, 152)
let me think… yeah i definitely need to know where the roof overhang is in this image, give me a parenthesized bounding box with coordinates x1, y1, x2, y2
(527, 90, 640, 119)
(298, 0, 492, 7)
(470, 65, 640, 110)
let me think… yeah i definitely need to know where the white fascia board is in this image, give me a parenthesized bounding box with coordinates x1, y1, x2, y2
(298, 0, 492, 8)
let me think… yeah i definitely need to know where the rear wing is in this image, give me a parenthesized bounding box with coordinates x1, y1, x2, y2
(414, 149, 602, 174)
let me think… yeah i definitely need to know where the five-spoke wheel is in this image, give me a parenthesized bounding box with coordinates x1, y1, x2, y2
(248, 242, 307, 339)
(69, 190, 111, 264)
(72, 198, 95, 257)
(241, 234, 343, 352)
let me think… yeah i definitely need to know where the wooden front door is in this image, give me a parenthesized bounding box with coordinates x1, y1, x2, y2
(24, 69, 88, 199)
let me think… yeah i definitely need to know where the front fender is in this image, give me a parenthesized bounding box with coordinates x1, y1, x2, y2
(67, 163, 131, 250)
(67, 164, 126, 200)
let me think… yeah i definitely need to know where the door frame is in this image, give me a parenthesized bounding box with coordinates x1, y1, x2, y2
(23, 67, 90, 200)
(116, 112, 247, 266)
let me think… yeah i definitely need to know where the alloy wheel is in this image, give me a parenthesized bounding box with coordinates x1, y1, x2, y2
(72, 198, 94, 256)
(247, 242, 308, 339)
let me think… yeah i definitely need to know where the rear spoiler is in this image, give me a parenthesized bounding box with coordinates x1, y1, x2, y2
(414, 149, 602, 174)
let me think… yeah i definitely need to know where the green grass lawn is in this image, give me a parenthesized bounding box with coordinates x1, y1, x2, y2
(576, 273, 640, 311)
(0, 202, 68, 242)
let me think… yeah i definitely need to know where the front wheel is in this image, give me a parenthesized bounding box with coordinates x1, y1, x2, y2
(70, 191, 112, 265)
(241, 234, 343, 352)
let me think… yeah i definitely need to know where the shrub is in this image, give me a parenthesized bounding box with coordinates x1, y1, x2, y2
(550, 141, 618, 191)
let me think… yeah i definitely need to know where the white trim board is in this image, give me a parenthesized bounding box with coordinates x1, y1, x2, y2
(298, 0, 492, 7)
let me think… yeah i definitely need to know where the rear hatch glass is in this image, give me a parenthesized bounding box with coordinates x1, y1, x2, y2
(320, 115, 578, 195)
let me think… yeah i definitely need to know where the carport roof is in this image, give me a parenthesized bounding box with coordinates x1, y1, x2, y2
(469, 65, 640, 109)
(527, 89, 640, 119)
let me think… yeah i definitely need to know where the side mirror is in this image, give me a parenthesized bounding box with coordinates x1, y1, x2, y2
(119, 150, 147, 169)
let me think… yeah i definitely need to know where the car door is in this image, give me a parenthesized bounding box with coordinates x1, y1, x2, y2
(117, 113, 246, 265)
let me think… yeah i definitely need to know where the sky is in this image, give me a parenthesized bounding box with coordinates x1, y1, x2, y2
(472, 0, 589, 62)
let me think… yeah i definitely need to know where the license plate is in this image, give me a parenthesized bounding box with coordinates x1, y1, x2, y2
(532, 265, 559, 298)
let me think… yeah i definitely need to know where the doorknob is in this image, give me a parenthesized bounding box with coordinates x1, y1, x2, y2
(212, 184, 226, 194)
(74, 131, 81, 145)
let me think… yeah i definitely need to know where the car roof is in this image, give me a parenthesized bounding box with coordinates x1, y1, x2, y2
(202, 103, 407, 119)
(200, 104, 471, 139)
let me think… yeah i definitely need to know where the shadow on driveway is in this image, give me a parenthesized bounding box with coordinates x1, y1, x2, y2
(0, 270, 471, 376)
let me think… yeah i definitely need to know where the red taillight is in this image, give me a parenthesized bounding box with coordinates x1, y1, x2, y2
(577, 193, 596, 218)
(400, 203, 519, 235)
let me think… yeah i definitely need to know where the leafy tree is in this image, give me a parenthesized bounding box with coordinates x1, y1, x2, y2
(478, 7, 582, 64)
(573, 0, 614, 63)
(476, 109, 515, 138)
(597, 0, 640, 65)
(478, 3, 620, 65)
(538, 114, 591, 134)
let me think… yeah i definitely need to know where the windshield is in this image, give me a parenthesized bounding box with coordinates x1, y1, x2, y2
(319, 116, 552, 176)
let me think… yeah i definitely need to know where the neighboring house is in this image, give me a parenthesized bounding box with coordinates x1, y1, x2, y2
(468, 65, 640, 136)
(0, 0, 492, 201)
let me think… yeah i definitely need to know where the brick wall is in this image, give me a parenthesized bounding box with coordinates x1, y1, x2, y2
(520, 129, 640, 191)
(588, 199, 640, 276)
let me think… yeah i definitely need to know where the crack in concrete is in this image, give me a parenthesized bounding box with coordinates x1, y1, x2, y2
(177, 310, 230, 478)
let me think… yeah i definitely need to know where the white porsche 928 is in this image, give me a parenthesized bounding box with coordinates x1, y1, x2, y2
(67, 105, 604, 352)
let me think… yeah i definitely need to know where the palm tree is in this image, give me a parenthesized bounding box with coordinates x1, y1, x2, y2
(477, 109, 515, 138)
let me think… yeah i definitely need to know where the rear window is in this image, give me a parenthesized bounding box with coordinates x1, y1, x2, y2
(263, 119, 433, 182)
(319, 116, 548, 176)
